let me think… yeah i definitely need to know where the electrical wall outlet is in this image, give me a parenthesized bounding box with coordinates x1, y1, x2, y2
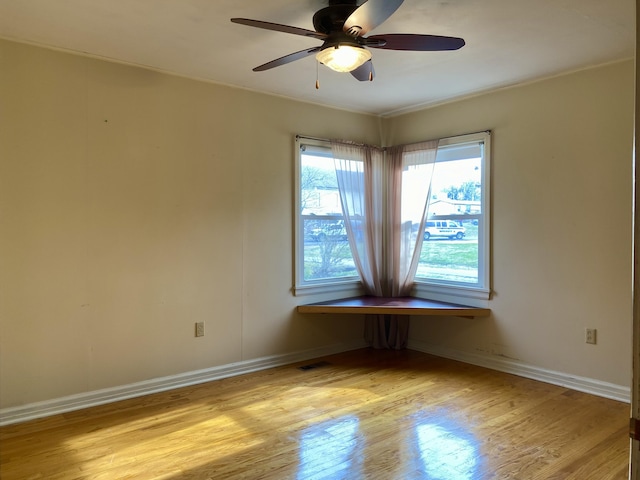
(195, 322, 205, 337)
(585, 328, 597, 345)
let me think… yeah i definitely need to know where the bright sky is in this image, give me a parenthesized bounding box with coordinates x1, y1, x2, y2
(301, 152, 482, 221)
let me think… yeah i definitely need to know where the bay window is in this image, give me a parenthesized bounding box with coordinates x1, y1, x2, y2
(294, 131, 491, 302)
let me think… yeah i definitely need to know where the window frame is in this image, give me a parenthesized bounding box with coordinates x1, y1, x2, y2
(294, 137, 363, 297)
(413, 131, 491, 302)
(293, 132, 491, 302)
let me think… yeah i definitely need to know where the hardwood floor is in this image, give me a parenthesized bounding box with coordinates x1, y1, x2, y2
(0, 348, 630, 479)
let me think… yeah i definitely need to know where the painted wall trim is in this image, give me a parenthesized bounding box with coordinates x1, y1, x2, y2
(0, 340, 367, 426)
(409, 340, 630, 403)
(2, 339, 627, 426)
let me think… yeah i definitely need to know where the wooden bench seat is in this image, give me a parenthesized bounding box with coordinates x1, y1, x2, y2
(297, 296, 490, 319)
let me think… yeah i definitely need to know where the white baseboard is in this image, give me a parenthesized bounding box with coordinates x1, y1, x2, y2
(2, 339, 628, 426)
(0, 340, 367, 426)
(408, 340, 630, 403)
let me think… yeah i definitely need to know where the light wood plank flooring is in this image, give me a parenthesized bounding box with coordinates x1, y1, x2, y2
(0, 348, 630, 479)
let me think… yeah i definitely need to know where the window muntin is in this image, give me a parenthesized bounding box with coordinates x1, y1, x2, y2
(295, 140, 360, 294)
(414, 132, 490, 300)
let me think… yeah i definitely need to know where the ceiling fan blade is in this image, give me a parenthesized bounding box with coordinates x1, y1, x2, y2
(231, 18, 327, 40)
(366, 34, 465, 51)
(343, 0, 404, 36)
(350, 60, 375, 82)
(253, 47, 322, 71)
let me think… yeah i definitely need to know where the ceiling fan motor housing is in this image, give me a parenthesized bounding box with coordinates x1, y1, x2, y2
(313, 5, 359, 35)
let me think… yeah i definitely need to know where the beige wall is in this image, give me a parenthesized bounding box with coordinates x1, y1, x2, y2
(0, 40, 379, 409)
(0, 38, 634, 410)
(386, 60, 634, 387)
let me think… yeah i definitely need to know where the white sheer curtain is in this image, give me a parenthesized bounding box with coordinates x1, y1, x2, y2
(332, 141, 384, 297)
(387, 141, 439, 296)
(332, 140, 438, 349)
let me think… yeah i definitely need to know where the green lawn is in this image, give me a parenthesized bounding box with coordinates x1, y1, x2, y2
(419, 241, 478, 269)
(304, 221, 479, 281)
(420, 221, 478, 269)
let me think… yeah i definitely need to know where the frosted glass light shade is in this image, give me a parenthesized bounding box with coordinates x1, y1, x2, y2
(315, 45, 372, 73)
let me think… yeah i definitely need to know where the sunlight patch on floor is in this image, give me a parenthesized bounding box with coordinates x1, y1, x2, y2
(416, 422, 479, 479)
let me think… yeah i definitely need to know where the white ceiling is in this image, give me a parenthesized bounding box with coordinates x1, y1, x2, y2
(0, 0, 634, 116)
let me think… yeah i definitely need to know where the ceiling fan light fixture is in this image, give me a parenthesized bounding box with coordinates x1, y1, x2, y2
(316, 44, 371, 72)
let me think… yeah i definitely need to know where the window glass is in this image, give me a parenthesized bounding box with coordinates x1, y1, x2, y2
(414, 132, 490, 300)
(296, 141, 359, 292)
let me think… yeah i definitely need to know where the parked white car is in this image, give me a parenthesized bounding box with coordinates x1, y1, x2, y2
(424, 220, 466, 240)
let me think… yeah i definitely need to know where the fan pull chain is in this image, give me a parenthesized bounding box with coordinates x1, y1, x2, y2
(316, 61, 320, 89)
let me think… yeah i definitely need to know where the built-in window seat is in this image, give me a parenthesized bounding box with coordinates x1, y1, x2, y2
(297, 296, 490, 319)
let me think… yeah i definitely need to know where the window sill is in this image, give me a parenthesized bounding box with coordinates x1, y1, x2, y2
(413, 282, 491, 303)
(293, 280, 365, 297)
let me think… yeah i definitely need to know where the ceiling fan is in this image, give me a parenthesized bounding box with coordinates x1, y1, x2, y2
(230, 0, 465, 82)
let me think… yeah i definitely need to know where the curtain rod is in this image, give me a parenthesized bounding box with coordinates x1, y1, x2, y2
(295, 135, 374, 149)
(296, 130, 491, 149)
(397, 130, 492, 149)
